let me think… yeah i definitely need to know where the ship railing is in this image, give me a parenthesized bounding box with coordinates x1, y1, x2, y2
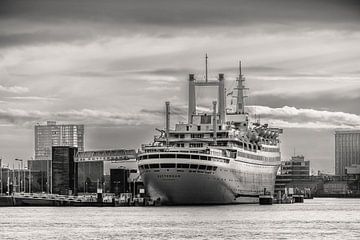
(138, 152, 231, 164)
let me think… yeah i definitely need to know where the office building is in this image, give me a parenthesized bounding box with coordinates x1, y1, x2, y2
(1, 165, 31, 194)
(52, 146, 78, 195)
(280, 155, 310, 179)
(335, 130, 360, 176)
(75, 149, 138, 193)
(275, 155, 311, 196)
(28, 160, 50, 193)
(110, 169, 130, 195)
(35, 121, 84, 160)
(77, 160, 104, 193)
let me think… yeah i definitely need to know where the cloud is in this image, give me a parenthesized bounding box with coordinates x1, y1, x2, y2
(0, 85, 29, 94)
(0, 31, 92, 48)
(3, 104, 359, 130)
(0, 108, 163, 127)
(5, 96, 59, 101)
(1, 0, 359, 29)
(247, 105, 360, 129)
(0, 0, 359, 50)
(251, 83, 360, 99)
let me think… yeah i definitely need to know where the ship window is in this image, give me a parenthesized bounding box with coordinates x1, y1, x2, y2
(160, 163, 176, 168)
(144, 165, 149, 169)
(139, 165, 144, 169)
(177, 163, 190, 168)
(179, 134, 185, 139)
(177, 154, 190, 159)
(197, 126, 201, 131)
(201, 115, 211, 124)
(200, 155, 208, 161)
(212, 166, 218, 171)
(148, 154, 159, 159)
(219, 126, 221, 130)
(191, 134, 203, 138)
(160, 154, 175, 158)
(186, 126, 189, 131)
(206, 166, 212, 170)
(191, 155, 199, 160)
(149, 164, 159, 169)
(189, 143, 203, 148)
(198, 165, 207, 170)
(190, 164, 198, 169)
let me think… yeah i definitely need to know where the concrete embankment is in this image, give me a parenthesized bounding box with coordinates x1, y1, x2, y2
(0, 196, 15, 206)
(0, 195, 114, 207)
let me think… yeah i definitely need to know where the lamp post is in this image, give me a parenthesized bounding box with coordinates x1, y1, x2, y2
(27, 164, 31, 193)
(113, 181, 121, 196)
(0, 158, 2, 195)
(15, 159, 23, 193)
(7, 165, 10, 195)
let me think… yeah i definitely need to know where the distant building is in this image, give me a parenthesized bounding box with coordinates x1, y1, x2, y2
(28, 160, 50, 193)
(1, 165, 30, 194)
(335, 130, 360, 176)
(35, 121, 84, 160)
(32, 121, 84, 192)
(52, 146, 78, 195)
(110, 169, 130, 195)
(323, 181, 349, 195)
(275, 155, 311, 196)
(280, 155, 310, 179)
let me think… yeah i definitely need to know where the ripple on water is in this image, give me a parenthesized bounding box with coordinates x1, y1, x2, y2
(1, 198, 360, 239)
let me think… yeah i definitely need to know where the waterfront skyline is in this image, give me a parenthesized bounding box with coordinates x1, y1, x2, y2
(1, 0, 360, 173)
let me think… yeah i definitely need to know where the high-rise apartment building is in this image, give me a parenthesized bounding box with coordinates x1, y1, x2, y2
(335, 130, 360, 176)
(34, 121, 84, 160)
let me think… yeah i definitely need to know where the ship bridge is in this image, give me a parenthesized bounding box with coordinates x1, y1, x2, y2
(75, 149, 137, 162)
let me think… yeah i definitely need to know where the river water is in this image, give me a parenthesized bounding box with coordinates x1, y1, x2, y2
(0, 198, 360, 239)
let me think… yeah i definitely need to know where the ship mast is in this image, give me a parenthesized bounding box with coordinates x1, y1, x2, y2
(235, 61, 247, 114)
(205, 53, 208, 83)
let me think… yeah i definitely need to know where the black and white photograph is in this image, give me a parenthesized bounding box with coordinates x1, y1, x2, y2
(0, 0, 360, 239)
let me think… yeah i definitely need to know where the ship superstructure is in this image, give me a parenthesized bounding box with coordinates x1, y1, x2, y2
(137, 59, 282, 204)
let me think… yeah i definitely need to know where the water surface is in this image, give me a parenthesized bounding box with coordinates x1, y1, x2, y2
(1, 198, 360, 239)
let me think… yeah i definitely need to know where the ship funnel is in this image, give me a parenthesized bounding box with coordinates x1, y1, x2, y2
(213, 101, 217, 145)
(188, 74, 196, 123)
(165, 101, 170, 147)
(218, 73, 225, 123)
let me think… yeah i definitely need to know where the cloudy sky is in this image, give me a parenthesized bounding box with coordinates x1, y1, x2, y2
(0, 0, 359, 173)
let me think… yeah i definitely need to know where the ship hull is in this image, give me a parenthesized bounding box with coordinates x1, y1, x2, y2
(139, 157, 279, 205)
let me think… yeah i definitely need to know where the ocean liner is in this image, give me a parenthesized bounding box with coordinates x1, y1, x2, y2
(137, 59, 282, 204)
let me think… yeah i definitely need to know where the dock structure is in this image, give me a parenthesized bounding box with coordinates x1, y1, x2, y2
(0, 193, 114, 207)
(73, 149, 140, 195)
(75, 149, 137, 162)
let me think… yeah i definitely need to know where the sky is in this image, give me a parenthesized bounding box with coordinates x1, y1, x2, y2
(0, 0, 359, 173)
